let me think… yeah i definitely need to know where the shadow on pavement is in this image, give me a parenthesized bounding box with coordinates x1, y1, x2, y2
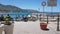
(42, 28, 49, 31)
(57, 30, 60, 31)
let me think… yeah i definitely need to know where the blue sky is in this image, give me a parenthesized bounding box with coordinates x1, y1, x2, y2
(0, 0, 60, 12)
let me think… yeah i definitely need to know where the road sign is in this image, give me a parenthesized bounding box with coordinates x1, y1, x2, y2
(41, 1, 46, 21)
(42, 2, 46, 6)
(48, 0, 57, 6)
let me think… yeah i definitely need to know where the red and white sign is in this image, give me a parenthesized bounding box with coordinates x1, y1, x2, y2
(42, 2, 46, 6)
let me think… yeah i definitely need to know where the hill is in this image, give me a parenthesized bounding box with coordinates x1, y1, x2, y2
(0, 4, 39, 13)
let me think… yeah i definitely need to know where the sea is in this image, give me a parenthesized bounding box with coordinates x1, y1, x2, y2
(0, 12, 32, 18)
(0, 12, 60, 19)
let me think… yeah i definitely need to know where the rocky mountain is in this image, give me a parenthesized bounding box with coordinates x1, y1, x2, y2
(0, 4, 39, 13)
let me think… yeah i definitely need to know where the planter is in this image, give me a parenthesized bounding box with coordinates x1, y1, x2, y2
(4, 21, 14, 25)
(4, 22, 11, 25)
(40, 22, 47, 30)
(0, 24, 4, 34)
(4, 24, 14, 34)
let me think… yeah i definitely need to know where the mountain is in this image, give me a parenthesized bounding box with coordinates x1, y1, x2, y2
(0, 4, 23, 12)
(0, 4, 39, 13)
(22, 9, 39, 13)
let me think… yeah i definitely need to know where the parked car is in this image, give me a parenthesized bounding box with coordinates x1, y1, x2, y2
(28, 17, 37, 21)
(0, 15, 4, 21)
(15, 17, 23, 21)
(23, 17, 28, 22)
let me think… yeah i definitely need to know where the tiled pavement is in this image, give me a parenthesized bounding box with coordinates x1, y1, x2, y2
(13, 20, 60, 34)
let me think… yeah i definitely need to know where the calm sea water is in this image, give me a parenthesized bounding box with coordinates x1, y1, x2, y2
(0, 12, 60, 18)
(0, 12, 32, 18)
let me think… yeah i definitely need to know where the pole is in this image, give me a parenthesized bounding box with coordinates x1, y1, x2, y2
(51, 6, 54, 19)
(40, 14, 41, 21)
(38, 8, 41, 21)
(47, 15, 48, 24)
(43, 6, 44, 22)
(57, 13, 60, 31)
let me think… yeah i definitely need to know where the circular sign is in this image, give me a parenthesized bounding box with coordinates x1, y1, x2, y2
(42, 2, 46, 6)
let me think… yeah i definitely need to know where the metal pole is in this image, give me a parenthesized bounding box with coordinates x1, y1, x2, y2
(47, 15, 48, 24)
(57, 13, 60, 31)
(51, 6, 54, 19)
(40, 14, 41, 21)
(51, 6, 53, 14)
(38, 8, 41, 21)
(43, 6, 44, 21)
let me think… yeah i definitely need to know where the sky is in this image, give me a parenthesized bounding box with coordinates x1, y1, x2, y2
(0, 0, 60, 12)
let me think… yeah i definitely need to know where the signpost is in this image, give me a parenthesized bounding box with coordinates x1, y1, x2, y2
(57, 14, 60, 31)
(47, 0, 59, 31)
(48, 0, 57, 18)
(48, 0, 57, 14)
(42, 2, 46, 6)
(42, 1, 46, 22)
(48, 0, 57, 15)
(48, 0, 57, 6)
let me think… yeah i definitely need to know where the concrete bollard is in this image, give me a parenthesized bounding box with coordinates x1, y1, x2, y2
(4, 23, 14, 34)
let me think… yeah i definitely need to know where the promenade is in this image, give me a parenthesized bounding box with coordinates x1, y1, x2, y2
(12, 20, 60, 34)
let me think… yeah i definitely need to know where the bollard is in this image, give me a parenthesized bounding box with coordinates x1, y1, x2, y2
(4, 23, 14, 34)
